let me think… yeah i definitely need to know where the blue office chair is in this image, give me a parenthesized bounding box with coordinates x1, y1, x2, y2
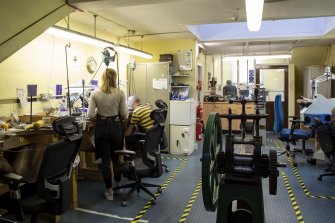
(273, 94, 313, 166)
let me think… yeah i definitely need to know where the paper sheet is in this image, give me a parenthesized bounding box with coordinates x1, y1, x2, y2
(17, 88, 27, 107)
(153, 78, 167, 89)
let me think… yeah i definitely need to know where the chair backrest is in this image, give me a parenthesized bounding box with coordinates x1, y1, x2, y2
(155, 99, 168, 110)
(150, 109, 167, 126)
(273, 94, 284, 134)
(154, 99, 168, 122)
(141, 124, 164, 178)
(36, 117, 82, 213)
(151, 101, 169, 149)
(315, 123, 335, 156)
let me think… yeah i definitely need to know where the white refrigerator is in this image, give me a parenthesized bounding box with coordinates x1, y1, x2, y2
(169, 99, 196, 155)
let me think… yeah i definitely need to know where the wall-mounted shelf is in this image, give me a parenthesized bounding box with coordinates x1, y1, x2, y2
(0, 95, 64, 105)
(171, 74, 190, 77)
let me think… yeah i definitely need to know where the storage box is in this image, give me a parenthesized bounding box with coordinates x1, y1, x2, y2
(159, 54, 173, 62)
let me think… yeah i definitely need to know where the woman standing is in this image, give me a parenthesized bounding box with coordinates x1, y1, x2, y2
(88, 68, 128, 200)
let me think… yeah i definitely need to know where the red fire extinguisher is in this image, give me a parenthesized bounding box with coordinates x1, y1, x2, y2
(196, 103, 203, 141)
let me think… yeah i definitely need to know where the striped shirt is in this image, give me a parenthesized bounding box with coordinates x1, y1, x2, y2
(130, 105, 154, 130)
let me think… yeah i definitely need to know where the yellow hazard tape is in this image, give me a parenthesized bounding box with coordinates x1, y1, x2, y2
(161, 156, 187, 161)
(179, 178, 202, 223)
(281, 172, 305, 223)
(276, 139, 335, 200)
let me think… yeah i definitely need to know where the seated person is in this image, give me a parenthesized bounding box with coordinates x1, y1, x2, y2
(124, 95, 154, 150)
(223, 80, 237, 99)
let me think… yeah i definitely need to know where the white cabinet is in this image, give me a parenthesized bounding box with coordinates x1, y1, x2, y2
(170, 124, 195, 155)
(169, 99, 196, 155)
(170, 99, 196, 125)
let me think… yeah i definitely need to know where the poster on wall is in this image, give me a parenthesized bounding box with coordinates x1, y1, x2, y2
(248, 70, 255, 83)
(178, 50, 192, 71)
(17, 88, 27, 107)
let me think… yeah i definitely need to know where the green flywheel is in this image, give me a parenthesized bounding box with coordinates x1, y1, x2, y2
(202, 112, 223, 212)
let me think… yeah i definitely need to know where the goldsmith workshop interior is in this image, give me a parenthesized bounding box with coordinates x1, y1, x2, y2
(1, 0, 335, 223)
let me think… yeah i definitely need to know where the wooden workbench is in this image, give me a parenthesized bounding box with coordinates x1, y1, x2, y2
(203, 102, 255, 131)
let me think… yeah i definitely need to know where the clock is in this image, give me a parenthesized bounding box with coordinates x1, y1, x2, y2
(86, 57, 97, 74)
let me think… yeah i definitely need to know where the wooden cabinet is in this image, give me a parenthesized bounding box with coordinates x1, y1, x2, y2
(203, 102, 255, 131)
(221, 103, 238, 130)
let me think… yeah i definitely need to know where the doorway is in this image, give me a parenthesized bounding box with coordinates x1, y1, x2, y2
(256, 65, 289, 131)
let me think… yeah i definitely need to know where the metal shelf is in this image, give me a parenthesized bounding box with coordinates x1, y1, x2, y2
(171, 86, 190, 88)
(171, 75, 190, 77)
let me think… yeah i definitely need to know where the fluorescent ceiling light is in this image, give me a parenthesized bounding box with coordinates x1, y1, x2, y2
(223, 54, 292, 61)
(116, 45, 152, 59)
(45, 26, 152, 59)
(245, 0, 264, 31)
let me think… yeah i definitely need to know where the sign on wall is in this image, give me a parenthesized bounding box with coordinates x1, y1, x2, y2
(248, 70, 255, 83)
(178, 50, 192, 71)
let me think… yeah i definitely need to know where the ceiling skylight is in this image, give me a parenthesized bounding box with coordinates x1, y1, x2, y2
(186, 16, 335, 42)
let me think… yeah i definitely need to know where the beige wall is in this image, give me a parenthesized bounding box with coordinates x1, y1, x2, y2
(204, 55, 214, 95)
(196, 50, 214, 103)
(323, 43, 335, 68)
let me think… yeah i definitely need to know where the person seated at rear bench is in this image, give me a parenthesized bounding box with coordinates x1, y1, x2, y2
(124, 95, 154, 150)
(223, 80, 237, 99)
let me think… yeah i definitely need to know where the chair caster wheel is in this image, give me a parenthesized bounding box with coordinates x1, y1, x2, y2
(157, 187, 162, 193)
(122, 199, 127, 207)
(317, 176, 322, 181)
(307, 158, 316, 165)
(165, 168, 170, 173)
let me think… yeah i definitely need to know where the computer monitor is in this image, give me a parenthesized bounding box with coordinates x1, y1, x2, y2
(239, 90, 250, 99)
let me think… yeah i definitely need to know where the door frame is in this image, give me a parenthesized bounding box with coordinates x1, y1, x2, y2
(256, 64, 289, 129)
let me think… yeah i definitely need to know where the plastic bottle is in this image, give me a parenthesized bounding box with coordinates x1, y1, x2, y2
(59, 98, 67, 116)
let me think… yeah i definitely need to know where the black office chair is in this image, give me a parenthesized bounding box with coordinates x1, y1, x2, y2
(0, 116, 82, 223)
(114, 123, 164, 206)
(273, 94, 314, 166)
(154, 99, 169, 152)
(151, 102, 169, 173)
(131, 100, 169, 173)
(315, 120, 335, 181)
